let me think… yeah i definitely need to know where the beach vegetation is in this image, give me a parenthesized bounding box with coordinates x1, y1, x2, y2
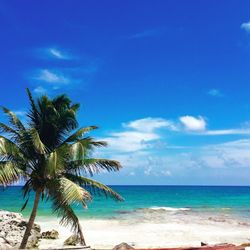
(0, 89, 123, 249)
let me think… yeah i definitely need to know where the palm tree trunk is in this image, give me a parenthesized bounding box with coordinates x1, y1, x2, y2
(19, 189, 41, 249)
(78, 223, 86, 246)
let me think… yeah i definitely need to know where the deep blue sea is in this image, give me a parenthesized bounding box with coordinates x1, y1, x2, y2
(1, 186, 250, 220)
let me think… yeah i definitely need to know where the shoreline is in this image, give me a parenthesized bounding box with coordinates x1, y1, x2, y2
(37, 211, 250, 249)
(1, 209, 250, 249)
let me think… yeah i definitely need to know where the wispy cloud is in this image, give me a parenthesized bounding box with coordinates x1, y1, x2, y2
(99, 116, 250, 181)
(201, 128, 250, 136)
(144, 164, 171, 177)
(29, 46, 99, 93)
(48, 48, 71, 60)
(129, 28, 166, 39)
(104, 131, 159, 152)
(207, 88, 223, 97)
(109, 138, 250, 181)
(33, 86, 47, 95)
(37, 47, 73, 60)
(188, 139, 250, 169)
(241, 21, 250, 32)
(102, 117, 173, 153)
(33, 69, 70, 85)
(102, 116, 250, 157)
(123, 117, 178, 132)
(99, 117, 187, 178)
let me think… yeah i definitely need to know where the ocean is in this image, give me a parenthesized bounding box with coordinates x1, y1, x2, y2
(2, 185, 250, 248)
(1, 185, 250, 221)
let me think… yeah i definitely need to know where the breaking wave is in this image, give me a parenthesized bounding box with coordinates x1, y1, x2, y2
(149, 206, 191, 211)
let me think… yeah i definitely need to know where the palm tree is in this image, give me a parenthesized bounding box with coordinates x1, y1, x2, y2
(0, 89, 123, 249)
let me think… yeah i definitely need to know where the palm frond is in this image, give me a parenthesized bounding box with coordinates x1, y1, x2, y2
(70, 103, 80, 113)
(44, 151, 65, 177)
(47, 152, 58, 176)
(51, 193, 82, 234)
(70, 141, 85, 161)
(52, 95, 71, 110)
(21, 198, 29, 211)
(21, 179, 34, 211)
(66, 137, 107, 162)
(59, 177, 92, 205)
(57, 109, 79, 135)
(76, 137, 108, 150)
(0, 122, 20, 138)
(46, 178, 90, 233)
(29, 128, 47, 154)
(1, 106, 26, 132)
(0, 135, 25, 160)
(68, 158, 121, 175)
(0, 161, 22, 186)
(64, 126, 98, 143)
(22, 179, 33, 199)
(65, 173, 123, 201)
(26, 88, 40, 126)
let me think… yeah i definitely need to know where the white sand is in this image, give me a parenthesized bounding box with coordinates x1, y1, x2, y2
(38, 211, 250, 249)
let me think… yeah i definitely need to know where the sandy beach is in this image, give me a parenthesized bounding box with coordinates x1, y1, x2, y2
(38, 208, 250, 249)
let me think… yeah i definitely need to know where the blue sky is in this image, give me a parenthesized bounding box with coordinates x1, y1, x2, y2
(1, 1, 250, 185)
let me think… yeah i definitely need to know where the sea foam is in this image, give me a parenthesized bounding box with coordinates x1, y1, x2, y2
(149, 206, 191, 211)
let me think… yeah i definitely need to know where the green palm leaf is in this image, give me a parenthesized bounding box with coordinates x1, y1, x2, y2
(50, 193, 82, 234)
(26, 88, 40, 126)
(0, 122, 20, 138)
(0, 161, 22, 186)
(64, 126, 98, 143)
(65, 173, 123, 201)
(59, 177, 92, 205)
(0, 135, 25, 160)
(29, 128, 47, 154)
(1, 106, 26, 132)
(0, 89, 123, 248)
(68, 158, 121, 175)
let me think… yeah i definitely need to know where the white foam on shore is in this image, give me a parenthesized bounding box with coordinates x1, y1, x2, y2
(38, 212, 250, 249)
(149, 206, 191, 211)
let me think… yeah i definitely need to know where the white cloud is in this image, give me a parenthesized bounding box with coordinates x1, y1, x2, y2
(161, 170, 172, 176)
(102, 116, 250, 156)
(207, 89, 223, 97)
(103, 117, 174, 153)
(196, 139, 250, 169)
(48, 48, 70, 60)
(30, 47, 99, 93)
(97, 116, 250, 184)
(33, 86, 47, 95)
(114, 138, 250, 179)
(241, 22, 250, 32)
(123, 117, 177, 132)
(201, 129, 250, 136)
(178, 116, 250, 136)
(34, 69, 70, 84)
(37, 47, 72, 60)
(144, 166, 152, 175)
(104, 131, 159, 152)
(179, 115, 206, 131)
(99, 116, 250, 181)
(142, 159, 172, 177)
(162, 139, 250, 171)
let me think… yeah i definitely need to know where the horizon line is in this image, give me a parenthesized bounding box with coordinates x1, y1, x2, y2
(4, 184, 250, 187)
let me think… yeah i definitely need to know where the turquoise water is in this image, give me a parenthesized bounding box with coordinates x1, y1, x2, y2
(1, 186, 250, 220)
